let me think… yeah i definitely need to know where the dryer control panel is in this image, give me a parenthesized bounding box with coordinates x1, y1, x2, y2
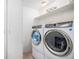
(45, 21, 73, 28)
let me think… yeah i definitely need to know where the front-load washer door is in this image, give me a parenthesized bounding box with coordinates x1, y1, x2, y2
(32, 30, 41, 45)
(44, 29, 73, 56)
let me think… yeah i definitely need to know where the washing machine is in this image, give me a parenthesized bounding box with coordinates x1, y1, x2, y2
(43, 21, 74, 59)
(32, 25, 44, 59)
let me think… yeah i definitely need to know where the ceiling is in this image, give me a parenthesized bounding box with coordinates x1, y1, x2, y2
(22, 0, 56, 10)
(22, 0, 73, 12)
(23, 0, 41, 9)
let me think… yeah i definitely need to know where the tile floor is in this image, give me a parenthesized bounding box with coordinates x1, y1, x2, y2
(23, 52, 35, 59)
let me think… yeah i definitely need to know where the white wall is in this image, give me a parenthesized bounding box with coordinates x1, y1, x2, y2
(5, 0, 23, 59)
(23, 6, 39, 53)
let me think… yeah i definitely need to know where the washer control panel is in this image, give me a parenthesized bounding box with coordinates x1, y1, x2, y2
(32, 25, 42, 29)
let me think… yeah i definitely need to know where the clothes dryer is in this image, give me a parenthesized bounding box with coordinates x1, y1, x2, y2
(43, 21, 74, 59)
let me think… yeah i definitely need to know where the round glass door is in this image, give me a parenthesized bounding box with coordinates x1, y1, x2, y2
(32, 30, 41, 45)
(44, 30, 73, 56)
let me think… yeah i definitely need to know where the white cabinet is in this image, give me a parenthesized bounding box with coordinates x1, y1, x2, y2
(39, 0, 73, 15)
